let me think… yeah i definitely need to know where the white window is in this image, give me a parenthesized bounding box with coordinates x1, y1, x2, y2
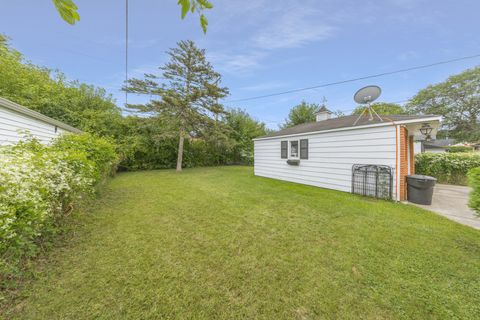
(290, 140, 299, 158)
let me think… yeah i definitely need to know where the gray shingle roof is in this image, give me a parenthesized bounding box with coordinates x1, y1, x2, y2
(424, 139, 456, 148)
(257, 114, 439, 139)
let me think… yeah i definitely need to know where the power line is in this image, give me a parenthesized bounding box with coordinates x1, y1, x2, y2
(226, 53, 480, 103)
(125, 0, 129, 106)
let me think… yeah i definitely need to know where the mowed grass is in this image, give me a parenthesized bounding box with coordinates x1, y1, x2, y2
(3, 166, 480, 319)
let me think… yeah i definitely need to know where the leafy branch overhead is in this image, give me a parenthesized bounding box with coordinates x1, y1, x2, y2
(178, 0, 214, 33)
(51, 0, 214, 32)
(51, 0, 80, 25)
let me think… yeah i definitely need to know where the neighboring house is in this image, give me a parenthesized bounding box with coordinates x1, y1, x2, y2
(413, 141, 423, 154)
(0, 97, 81, 145)
(422, 139, 456, 153)
(253, 108, 442, 201)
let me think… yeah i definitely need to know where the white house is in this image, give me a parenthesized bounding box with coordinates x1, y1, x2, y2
(0, 97, 81, 145)
(414, 139, 456, 154)
(253, 108, 442, 201)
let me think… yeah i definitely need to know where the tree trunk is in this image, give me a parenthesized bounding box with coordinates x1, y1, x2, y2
(176, 129, 184, 172)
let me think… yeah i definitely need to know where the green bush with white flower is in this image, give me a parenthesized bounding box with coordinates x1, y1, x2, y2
(0, 133, 118, 273)
(415, 152, 480, 185)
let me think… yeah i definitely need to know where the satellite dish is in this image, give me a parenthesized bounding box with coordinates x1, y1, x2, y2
(354, 85, 381, 104)
(353, 85, 383, 125)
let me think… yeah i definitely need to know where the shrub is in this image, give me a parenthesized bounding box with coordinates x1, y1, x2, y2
(446, 146, 473, 153)
(468, 167, 480, 214)
(52, 133, 119, 181)
(0, 133, 118, 275)
(415, 152, 480, 185)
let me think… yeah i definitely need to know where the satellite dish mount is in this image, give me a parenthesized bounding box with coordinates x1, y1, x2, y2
(353, 85, 382, 126)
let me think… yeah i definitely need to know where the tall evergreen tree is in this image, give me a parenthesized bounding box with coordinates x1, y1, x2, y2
(125, 40, 228, 171)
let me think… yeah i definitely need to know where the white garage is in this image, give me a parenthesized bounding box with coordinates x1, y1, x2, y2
(254, 108, 442, 201)
(0, 97, 81, 145)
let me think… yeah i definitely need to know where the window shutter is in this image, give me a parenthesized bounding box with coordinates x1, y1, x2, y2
(281, 141, 288, 159)
(300, 139, 308, 159)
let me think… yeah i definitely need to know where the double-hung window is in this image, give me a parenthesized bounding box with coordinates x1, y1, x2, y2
(281, 139, 308, 160)
(281, 141, 288, 159)
(290, 141, 299, 158)
(300, 139, 308, 159)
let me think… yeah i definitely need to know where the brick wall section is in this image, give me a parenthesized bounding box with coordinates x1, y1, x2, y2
(399, 126, 409, 201)
(409, 135, 415, 175)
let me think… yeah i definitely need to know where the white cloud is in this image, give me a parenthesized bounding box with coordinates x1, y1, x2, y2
(130, 63, 162, 78)
(237, 81, 289, 92)
(397, 50, 420, 62)
(253, 7, 335, 50)
(387, 0, 424, 9)
(205, 1, 336, 74)
(213, 0, 271, 28)
(207, 51, 266, 74)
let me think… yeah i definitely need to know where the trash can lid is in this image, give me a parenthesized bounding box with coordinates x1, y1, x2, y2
(406, 175, 437, 181)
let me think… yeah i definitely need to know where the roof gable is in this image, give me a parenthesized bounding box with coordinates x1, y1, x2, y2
(316, 106, 332, 114)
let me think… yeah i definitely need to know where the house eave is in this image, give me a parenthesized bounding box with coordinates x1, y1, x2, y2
(253, 116, 442, 141)
(0, 97, 82, 134)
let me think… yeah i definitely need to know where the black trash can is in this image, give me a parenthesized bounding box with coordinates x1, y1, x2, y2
(406, 175, 437, 205)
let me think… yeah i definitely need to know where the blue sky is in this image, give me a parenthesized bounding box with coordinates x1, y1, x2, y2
(1, 0, 480, 128)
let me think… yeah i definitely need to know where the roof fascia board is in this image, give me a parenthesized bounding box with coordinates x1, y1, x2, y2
(253, 116, 442, 141)
(395, 116, 442, 125)
(0, 97, 82, 133)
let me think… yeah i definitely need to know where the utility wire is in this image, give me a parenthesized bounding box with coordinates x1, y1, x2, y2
(71, 53, 479, 103)
(226, 53, 480, 103)
(125, 0, 129, 107)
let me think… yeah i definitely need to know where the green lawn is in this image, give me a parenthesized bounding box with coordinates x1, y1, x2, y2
(3, 166, 480, 319)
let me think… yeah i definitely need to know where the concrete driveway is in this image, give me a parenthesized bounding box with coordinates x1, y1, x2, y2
(411, 184, 480, 230)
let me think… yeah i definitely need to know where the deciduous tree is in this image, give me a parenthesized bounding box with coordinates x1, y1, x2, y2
(0, 35, 123, 138)
(225, 108, 267, 163)
(407, 67, 480, 141)
(352, 102, 406, 115)
(281, 101, 320, 129)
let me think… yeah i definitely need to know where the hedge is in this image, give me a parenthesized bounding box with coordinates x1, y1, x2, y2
(0, 133, 118, 276)
(415, 152, 480, 185)
(468, 167, 480, 214)
(446, 146, 473, 153)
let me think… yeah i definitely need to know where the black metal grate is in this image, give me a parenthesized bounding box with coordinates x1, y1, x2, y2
(352, 164, 393, 200)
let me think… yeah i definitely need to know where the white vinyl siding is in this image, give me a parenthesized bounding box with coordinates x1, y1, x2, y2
(0, 106, 68, 145)
(254, 125, 398, 199)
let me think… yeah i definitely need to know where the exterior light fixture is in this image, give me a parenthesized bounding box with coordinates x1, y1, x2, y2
(419, 123, 433, 141)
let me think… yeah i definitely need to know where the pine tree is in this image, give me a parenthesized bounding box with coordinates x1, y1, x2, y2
(125, 40, 228, 171)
